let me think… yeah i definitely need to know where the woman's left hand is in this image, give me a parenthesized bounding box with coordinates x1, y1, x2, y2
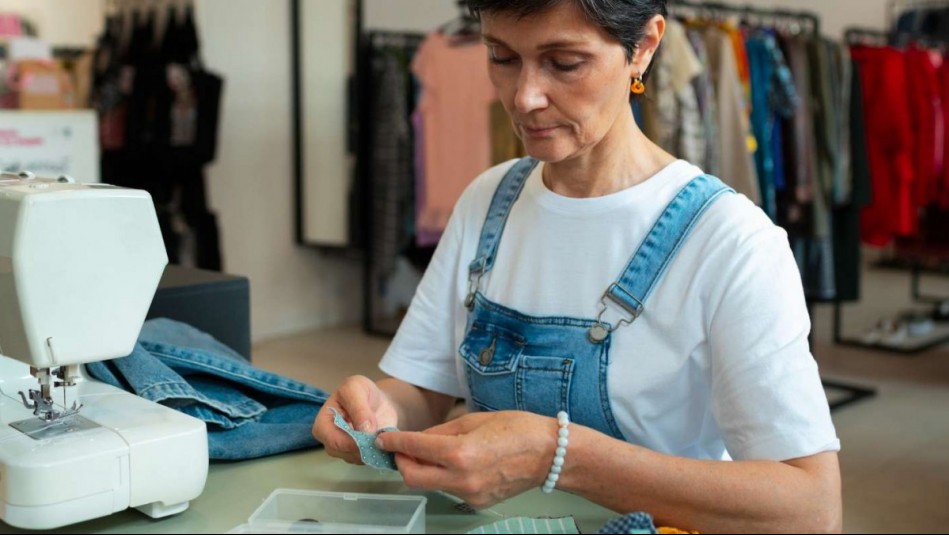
(376, 411, 558, 509)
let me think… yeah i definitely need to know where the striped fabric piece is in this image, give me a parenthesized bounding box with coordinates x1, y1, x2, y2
(466, 516, 581, 534)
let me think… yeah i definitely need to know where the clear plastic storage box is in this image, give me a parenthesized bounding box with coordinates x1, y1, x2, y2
(228, 489, 427, 534)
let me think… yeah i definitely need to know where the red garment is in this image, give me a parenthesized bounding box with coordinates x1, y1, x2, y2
(905, 48, 943, 210)
(943, 57, 949, 209)
(851, 46, 917, 246)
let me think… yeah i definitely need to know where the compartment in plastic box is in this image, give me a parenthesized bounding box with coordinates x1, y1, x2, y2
(229, 489, 427, 534)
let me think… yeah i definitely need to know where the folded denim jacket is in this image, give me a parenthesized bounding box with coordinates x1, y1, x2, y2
(86, 318, 329, 460)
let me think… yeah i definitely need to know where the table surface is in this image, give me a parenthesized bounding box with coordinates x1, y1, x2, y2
(0, 448, 617, 534)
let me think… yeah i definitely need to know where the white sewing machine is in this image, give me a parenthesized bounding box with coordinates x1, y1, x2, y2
(0, 172, 208, 530)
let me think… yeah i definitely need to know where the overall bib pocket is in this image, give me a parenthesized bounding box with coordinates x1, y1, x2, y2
(459, 322, 524, 411)
(460, 321, 574, 415)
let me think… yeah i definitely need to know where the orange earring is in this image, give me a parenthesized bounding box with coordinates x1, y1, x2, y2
(631, 76, 645, 95)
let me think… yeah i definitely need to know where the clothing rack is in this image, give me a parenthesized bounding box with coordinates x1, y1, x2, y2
(103, 0, 195, 21)
(845, 26, 949, 49)
(669, 1, 821, 36)
(834, 16, 949, 355)
(657, 1, 878, 410)
(843, 27, 890, 46)
(888, 0, 949, 28)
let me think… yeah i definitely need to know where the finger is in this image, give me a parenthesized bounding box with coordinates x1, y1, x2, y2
(336, 377, 378, 433)
(396, 453, 458, 491)
(313, 410, 359, 454)
(377, 431, 457, 465)
(328, 449, 365, 466)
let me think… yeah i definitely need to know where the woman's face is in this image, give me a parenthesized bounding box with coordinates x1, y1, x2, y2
(481, 2, 653, 163)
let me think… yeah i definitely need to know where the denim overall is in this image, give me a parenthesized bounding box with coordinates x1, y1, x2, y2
(460, 158, 733, 440)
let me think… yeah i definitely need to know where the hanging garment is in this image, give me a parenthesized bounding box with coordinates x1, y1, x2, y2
(745, 31, 799, 222)
(412, 32, 497, 237)
(833, 59, 873, 303)
(851, 45, 917, 245)
(641, 19, 706, 167)
(905, 47, 944, 210)
(942, 58, 949, 209)
(370, 48, 414, 277)
(702, 26, 760, 203)
(94, 6, 224, 270)
(490, 100, 526, 165)
(781, 35, 818, 211)
(86, 319, 329, 460)
(829, 44, 854, 206)
(413, 109, 444, 247)
(687, 27, 721, 176)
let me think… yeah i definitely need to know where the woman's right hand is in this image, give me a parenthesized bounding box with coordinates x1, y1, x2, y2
(312, 375, 400, 465)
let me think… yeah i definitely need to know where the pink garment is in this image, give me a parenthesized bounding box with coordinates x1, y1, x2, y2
(412, 33, 496, 236)
(413, 109, 442, 247)
(0, 14, 22, 39)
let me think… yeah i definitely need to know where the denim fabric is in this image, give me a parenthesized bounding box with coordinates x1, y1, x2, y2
(86, 318, 329, 460)
(468, 158, 540, 276)
(609, 173, 733, 314)
(461, 158, 732, 440)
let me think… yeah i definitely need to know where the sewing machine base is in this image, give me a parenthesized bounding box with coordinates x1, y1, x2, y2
(0, 362, 208, 530)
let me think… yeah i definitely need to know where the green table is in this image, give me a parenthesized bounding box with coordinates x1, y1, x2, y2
(0, 449, 617, 534)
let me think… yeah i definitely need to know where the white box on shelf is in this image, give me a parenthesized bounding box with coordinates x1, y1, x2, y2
(0, 110, 99, 182)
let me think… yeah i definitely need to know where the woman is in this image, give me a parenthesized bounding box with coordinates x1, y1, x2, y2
(313, 1, 842, 532)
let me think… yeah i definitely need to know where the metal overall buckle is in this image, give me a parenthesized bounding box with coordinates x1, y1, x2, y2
(464, 258, 487, 310)
(588, 284, 644, 344)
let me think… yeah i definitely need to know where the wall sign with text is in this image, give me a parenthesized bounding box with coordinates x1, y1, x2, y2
(0, 111, 99, 182)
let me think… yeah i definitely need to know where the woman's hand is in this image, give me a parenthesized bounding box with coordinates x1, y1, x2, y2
(312, 375, 399, 465)
(377, 411, 558, 509)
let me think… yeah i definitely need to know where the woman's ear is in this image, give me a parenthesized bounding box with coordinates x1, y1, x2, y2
(631, 15, 666, 78)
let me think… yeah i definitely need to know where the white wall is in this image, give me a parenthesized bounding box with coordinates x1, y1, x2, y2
(363, 0, 457, 32)
(195, 0, 363, 342)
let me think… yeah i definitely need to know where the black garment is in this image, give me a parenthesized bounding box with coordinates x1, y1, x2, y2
(832, 60, 872, 303)
(369, 48, 414, 277)
(94, 6, 223, 271)
(158, 155, 222, 271)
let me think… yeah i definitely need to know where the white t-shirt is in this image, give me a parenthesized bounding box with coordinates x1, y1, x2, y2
(380, 159, 840, 462)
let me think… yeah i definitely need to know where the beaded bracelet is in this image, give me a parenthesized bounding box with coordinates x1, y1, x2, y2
(542, 411, 570, 494)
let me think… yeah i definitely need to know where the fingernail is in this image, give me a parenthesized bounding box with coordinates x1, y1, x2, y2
(359, 422, 373, 433)
(374, 436, 384, 449)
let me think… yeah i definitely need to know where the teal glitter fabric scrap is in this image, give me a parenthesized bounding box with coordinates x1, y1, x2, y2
(330, 408, 399, 471)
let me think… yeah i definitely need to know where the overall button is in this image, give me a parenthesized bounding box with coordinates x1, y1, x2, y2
(478, 338, 496, 366)
(588, 323, 609, 344)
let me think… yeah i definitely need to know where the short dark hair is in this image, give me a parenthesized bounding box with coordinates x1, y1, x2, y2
(465, 0, 668, 63)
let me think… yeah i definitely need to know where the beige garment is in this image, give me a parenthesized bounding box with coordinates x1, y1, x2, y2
(490, 100, 526, 165)
(412, 33, 497, 235)
(702, 26, 760, 204)
(642, 19, 704, 157)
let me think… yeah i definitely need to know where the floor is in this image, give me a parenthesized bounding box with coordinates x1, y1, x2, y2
(252, 263, 949, 534)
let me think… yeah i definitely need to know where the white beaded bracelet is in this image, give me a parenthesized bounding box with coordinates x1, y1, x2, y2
(542, 411, 570, 494)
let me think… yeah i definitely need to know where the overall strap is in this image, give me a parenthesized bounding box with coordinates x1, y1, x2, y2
(465, 158, 539, 308)
(599, 175, 734, 327)
(468, 158, 540, 277)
